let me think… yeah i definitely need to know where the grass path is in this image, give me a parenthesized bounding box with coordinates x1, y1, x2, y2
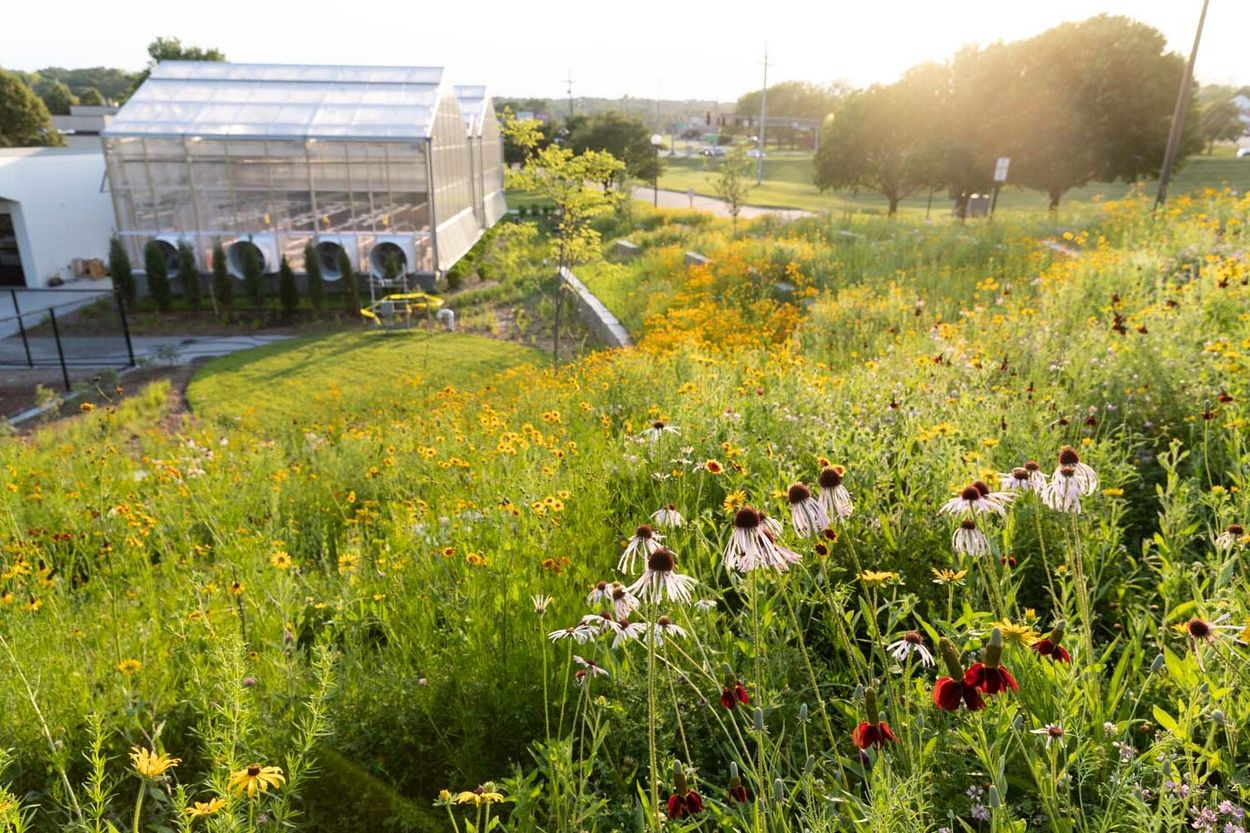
(188, 330, 539, 429)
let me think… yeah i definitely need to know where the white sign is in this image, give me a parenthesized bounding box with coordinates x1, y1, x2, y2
(994, 157, 1011, 183)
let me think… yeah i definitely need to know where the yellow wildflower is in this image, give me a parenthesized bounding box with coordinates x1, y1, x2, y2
(227, 764, 285, 797)
(185, 797, 226, 818)
(130, 747, 181, 779)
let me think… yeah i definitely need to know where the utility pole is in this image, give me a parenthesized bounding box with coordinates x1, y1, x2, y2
(1154, 0, 1210, 211)
(565, 70, 575, 120)
(756, 45, 769, 185)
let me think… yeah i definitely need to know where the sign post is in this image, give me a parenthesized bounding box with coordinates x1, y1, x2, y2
(990, 157, 1010, 218)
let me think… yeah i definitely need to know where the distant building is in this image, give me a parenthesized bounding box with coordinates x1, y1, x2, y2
(51, 104, 119, 150)
(0, 148, 114, 288)
(1233, 89, 1250, 127)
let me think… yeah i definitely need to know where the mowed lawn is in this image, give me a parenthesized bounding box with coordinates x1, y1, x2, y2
(658, 147, 1250, 215)
(188, 330, 538, 428)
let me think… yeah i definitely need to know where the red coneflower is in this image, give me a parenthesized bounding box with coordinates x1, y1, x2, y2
(932, 638, 986, 712)
(666, 763, 704, 819)
(719, 674, 749, 711)
(1031, 621, 1071, 663)
(817, 466, 854, 521)
(851, 687, 897, 750)
(964, 628, 1018, 696)
(788, 483, 829, 538)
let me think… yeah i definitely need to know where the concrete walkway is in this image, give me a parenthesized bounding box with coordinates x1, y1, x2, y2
(631, 186, 813, 222)
(0, 333, 292, 368)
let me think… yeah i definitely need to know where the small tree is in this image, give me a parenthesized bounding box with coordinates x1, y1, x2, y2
(278, 255, 299, 318)
(143, 240, 172, 312)
(108, 237, 136, 307)
(242, 244, 265, 310)
(176, 242, 200, 311)
(211, 239, 232, 315)
(337, 248, 361, 316)
(1200, 100, 1245, 154)
(304, 243, 324, 315)
(714, 143, 753, 234)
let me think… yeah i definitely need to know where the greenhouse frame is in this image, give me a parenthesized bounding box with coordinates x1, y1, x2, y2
(101, 62, 506, 286)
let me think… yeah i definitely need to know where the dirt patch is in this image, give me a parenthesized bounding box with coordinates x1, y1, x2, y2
(3, 365, 194, 435)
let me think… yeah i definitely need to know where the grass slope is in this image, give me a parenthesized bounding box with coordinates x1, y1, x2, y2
(188, 330, 538, 428)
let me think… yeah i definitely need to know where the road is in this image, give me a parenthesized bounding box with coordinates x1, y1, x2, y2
(0, 333, 292, 369)
(630, 186, 813, 221)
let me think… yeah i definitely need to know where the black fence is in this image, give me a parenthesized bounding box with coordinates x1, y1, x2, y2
(0, 289, 136, 390)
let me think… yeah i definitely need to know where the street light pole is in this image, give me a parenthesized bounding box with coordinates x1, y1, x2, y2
(756, 45, 769, 186)
(1154, 0, 1210, 211)
(651, 133, 663, 207)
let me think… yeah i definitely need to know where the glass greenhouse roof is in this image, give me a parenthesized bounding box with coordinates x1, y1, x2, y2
(454, 86, 488, 134)
(104, 62, 449, 141)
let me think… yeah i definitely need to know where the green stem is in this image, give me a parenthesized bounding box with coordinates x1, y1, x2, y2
(132, 783, 144, 833)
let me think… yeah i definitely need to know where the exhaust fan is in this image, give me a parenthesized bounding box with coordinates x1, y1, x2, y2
(226, 233, 279, 279)
(312, 234, 360, 282)
(368, 234, 416, 280)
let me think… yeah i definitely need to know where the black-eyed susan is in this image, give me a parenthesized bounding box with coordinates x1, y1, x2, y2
(858, 570, 900, 587)
(227, 763, 285, 797)
(116, 658, 142, 675)
(455, 783, 506, 805)
(990, 619, 1038, 648)
(269, 550, 292, 570)
(130, 747, 181, 779)
(185, 797, 226, 818)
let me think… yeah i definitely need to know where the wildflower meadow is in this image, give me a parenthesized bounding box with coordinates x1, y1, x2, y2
(3, 189, 1250, 833)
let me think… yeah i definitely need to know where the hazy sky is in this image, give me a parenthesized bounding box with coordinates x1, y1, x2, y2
(2, 0, 1243, 102)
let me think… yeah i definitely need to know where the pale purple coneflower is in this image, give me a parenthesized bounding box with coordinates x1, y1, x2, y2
(1214, 523, 1246, 552)
(1029, 724, 1066, 748)
(610, 581, 641, 618)
(953, 518, 992, 557)
(940, 484, 1008, 518)
(1041, 466, 1084, 513)
(651, 503, 685, 528)
(788, 483, 829, 538)
(532, 594, 553, 614)
(725, 507, 802, 572)
(619, 524, 664, 574)
(548, 623, 597, 643)
(627, 548, 696, 605)
(586, 580, 612, 607)
(605, 617, 648, 650)
(886, 631, 935, 666)
(639, 420, 679, 443)
(573, 655, 610, 685)
(1054, 446, 1098, 495)
(817, 466, 854, 521)
(1000, 461, 1047, 493)
(647, 615, 688, 646)
(694, 599, 718, 612)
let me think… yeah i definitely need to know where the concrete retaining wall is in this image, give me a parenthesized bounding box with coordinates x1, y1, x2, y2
(559, 267, 631, 348)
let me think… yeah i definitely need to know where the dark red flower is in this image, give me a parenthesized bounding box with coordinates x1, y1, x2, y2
(720, 681, 749, 711)
(1031, 639, 1070, 663)
(851, 721, 897, 749)
(932, 676, 986, 712)
(728, 783, 749, 803)
(667, 789, 704, 819)
(964, 662, 1018, 695)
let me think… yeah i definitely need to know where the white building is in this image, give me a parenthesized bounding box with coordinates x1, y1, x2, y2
(0, 148, 115, 288)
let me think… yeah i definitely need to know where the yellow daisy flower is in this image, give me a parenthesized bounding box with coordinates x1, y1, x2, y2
(185, 797, 227, 818)
(227, 764, 285, 797)
(130, 747, 181, 779)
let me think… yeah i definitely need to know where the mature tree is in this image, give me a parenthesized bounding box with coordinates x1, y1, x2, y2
(714, 143, 754, 233)
(736, 81, 849, 122)
(0, 70, 63, 147)
(242, 244, 266, 309)
(304, 243, 325, 315)
(125, 37, 225, 100)
(568, 111, 661, 186)
(176, 242, 201, 311)
(143, 240, 173, 312)
(1200, 100, 1245, 154)
(76, 87, 106, 106)
(813, 80, 936, 217)
(278, 255, 299, 317)
(1002, 15, 1201, 208)
(108, 238, 136, 307)
(34, 66, 135, 102)
(336, 248, 360, 316)
(37, 80, 77, 116)
(504, 112, 624, 367)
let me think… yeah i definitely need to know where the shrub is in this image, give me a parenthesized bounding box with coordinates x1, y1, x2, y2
(278, 255, 299, 317)
(304, 243, 324, 315)
(211, 239, 232, 313)
(337, 248, 361, 315)
(107, 237, 135, 307)
(176, 242, 201, 311)
(142, 240, 172, 312)
(242, 243, 266, 309)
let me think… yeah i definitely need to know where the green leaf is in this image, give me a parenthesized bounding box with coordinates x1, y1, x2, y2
(1152, 705, 1181, 738)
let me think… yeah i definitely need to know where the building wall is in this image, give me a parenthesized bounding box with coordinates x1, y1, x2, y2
(0, 149, 115, 288)
(429, 95, 483, 272)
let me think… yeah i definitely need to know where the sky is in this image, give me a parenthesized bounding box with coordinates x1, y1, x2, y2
(2, 0, 1244, 103)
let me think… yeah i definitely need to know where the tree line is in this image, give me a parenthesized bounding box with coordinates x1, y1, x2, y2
(813, 15, 1218, 215)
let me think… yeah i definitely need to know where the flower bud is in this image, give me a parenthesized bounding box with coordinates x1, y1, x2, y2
(984, 628, 1004, 668)
(803, 754, 816, 774)
(753, 707, 765, 733)
(772, 778, 785, 803)
(673, 761, 687, 795)
(938, 637, 965, 679)
(988, 785, 1002, 809)
(1150, 653, 1165, 674)
(1048, 620, 1066, 646)
(729, 761, 739, 780)
(863, 687, 880, 723)
(798, 703, 809, 723)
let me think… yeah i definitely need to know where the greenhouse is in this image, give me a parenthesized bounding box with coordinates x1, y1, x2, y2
(101, 62, 505, 286)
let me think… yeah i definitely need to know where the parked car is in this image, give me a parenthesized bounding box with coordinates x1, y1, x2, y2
(1237, 147, 1250, 158)
(699, 147, 727, 157)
